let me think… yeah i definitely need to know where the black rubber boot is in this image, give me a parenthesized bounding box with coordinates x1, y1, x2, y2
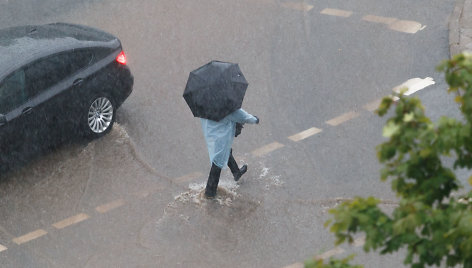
(204, 163, 221, 199)
(228, 151, 247, 182)
(233, 164, 247, 182)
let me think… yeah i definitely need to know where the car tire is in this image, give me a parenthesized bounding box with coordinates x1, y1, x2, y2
(82, 94, 116, 139)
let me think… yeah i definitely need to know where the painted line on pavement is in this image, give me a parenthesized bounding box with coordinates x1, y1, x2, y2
(288, 127, 322, 142)
(281, 2, 314, 11)
(362, 14, 425, 34)
(12, 229, 47, 245)
(252, 142, 285, 157)
(96, 199, 126, 214)
(52, 213, 90, 229)
(175, 172, 203, 184)
(362, 77, 434, 112)
(393, 77, 435, 95)
(363, 98, 383, 112)
(315, 247, 345, 260)
(389, 20, 426, 34)
(320, 8, 353, 18)
(326, 111, 360, 126)
(0, 244, 7, 253)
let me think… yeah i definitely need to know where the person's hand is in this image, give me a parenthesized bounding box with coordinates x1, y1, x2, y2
(255, 116, 260, 124)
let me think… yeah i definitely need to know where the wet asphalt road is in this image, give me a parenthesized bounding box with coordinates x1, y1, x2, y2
(0, 0, 464, 267)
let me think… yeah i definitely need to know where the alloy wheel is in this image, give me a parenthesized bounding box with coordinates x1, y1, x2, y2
(88, 97, 114, 134)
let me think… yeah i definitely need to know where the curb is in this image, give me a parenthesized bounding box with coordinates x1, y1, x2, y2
(449, 0, 472, 56)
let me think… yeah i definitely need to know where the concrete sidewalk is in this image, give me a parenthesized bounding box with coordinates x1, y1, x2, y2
(450, 0, 472, 55)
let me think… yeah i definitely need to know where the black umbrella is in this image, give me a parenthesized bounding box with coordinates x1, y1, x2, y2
(183, 61, 248, 121)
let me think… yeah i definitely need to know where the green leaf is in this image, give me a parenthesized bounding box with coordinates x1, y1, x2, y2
(419, 148, 431, 158)
(403, 112, 414, 123)
(383, 121, 400, 138)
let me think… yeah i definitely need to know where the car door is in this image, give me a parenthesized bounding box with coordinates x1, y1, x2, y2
(53, 49, 94, 131)
(23, 53, 69, 147)
(23, 49, 94, 145)
(0, 68, 31, 163)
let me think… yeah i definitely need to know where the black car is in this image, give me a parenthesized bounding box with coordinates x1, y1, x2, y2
(0, 23, 133, 163)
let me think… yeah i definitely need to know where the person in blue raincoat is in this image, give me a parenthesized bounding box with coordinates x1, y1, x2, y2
(201, 108, 259, 198)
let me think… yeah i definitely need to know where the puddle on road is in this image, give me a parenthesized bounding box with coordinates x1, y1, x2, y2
(162, 161, 284, 228)
(174, 180, 240, 207)
(172, 159, 284, 208)
(156, 160, 286, 237)
(143, 180, 263, 258)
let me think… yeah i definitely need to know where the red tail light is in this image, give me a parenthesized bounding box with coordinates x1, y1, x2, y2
(116, 51, 127, 65)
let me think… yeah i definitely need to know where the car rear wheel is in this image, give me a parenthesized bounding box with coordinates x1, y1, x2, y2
(83, 95, 115, 138)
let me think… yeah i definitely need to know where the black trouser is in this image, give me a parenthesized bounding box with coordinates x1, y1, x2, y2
(205, 149, 239, 197)
(227, 149, 240, 174)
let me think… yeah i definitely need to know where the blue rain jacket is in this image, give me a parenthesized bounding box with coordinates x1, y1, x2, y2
(201, 109, 258, 168)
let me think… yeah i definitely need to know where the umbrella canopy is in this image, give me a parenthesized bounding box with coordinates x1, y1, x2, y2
(183, 61, 248, 121)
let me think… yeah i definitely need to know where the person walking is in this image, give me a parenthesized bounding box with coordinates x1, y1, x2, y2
(201, 108, 259, 198)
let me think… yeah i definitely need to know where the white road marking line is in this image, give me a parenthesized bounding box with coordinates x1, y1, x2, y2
(320, 8, 353, 18)
(388, 20, 425, 34)
(362, 15, 425, 34)
(354, 236, 366, 247)
(315, 247, 345, 260)
(288, 127, 322, 142)
(393, 77, 435, 96)
(281, 2, 314, 11)
(362, 14, 397, 25)
(13, 229, 47, 245)
(96, 199, 126, 214)
(52, 213, 90, 229)
(175, 172, 203, 184)
(326, 111, 360, 126)
(283, 263, 304, 268)
(251, 142, 285, 157)
(363, 98, 383, 112)
(0, 244, 7, 253)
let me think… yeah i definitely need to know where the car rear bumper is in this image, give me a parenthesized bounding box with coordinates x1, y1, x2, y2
(115, 66, 134, 108)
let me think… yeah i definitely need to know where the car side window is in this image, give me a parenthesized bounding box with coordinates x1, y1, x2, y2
(25, 54, 70, 98)
(0, 69, 27, 114)
(24, 50, 92, 99)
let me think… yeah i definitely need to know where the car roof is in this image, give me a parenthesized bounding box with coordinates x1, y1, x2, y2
(0, 23, 121, 80)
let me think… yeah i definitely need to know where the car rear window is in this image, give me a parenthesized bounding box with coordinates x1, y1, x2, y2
(92, 47, 114, 62)
(69, 49, 94, 73)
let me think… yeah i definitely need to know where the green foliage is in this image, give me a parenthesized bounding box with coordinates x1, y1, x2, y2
(309, 53, 472, 268)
